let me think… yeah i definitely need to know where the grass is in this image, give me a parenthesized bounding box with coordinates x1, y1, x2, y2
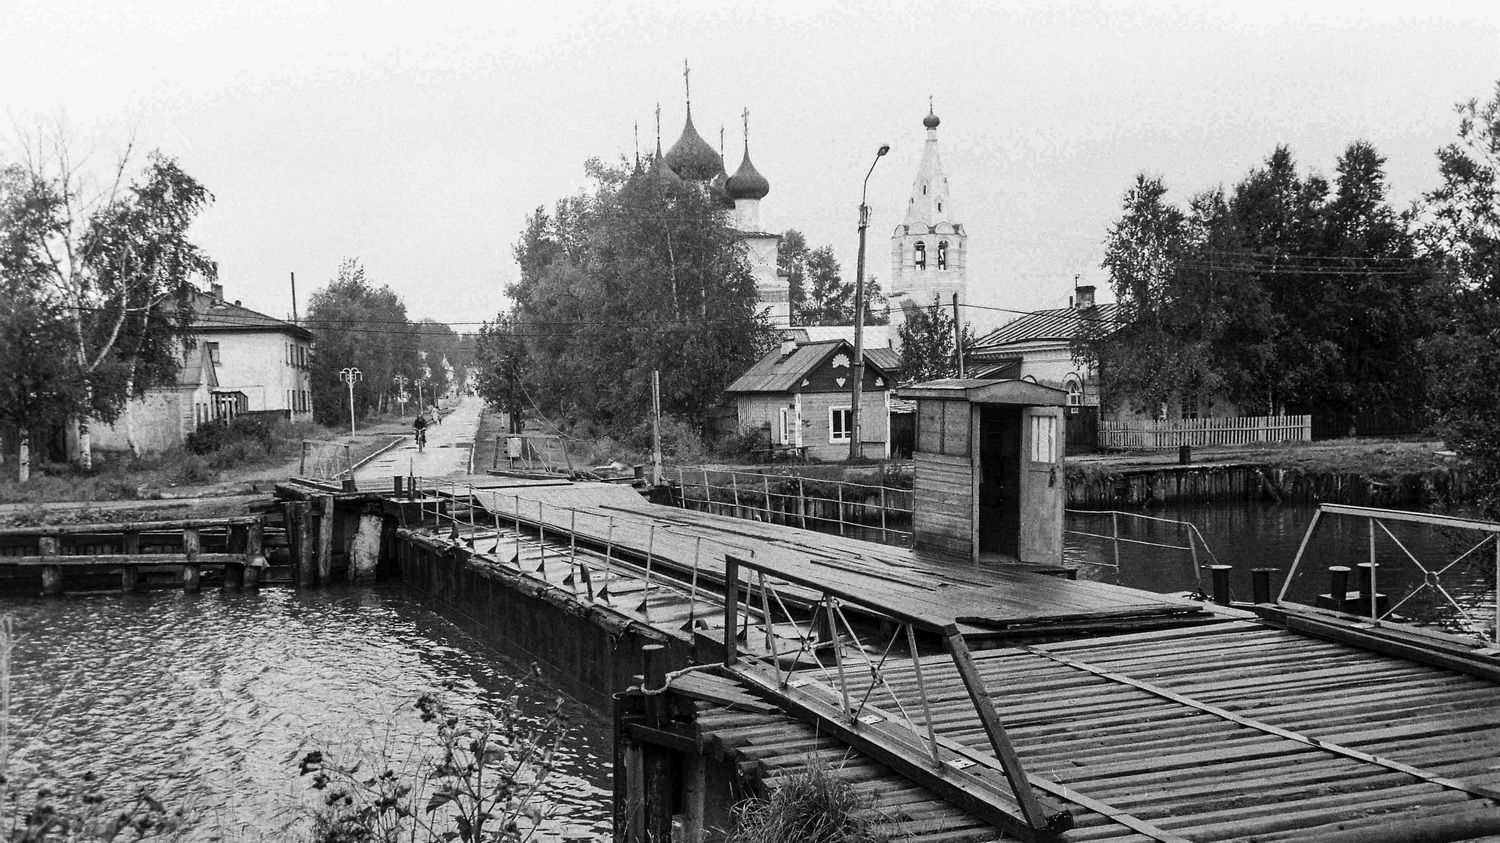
(725, 757, 897, 843)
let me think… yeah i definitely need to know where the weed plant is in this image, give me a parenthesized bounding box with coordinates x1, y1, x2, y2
(300, 681, 575, 843)
(724, 758, 896, 843)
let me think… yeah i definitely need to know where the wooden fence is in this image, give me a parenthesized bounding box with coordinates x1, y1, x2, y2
(1099, 415, 1311, 450)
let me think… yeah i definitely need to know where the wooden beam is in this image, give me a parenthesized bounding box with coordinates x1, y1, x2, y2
(0, 516, 259, 537)
(0, 553, 246, 567)
(944, 629, 1052, 830)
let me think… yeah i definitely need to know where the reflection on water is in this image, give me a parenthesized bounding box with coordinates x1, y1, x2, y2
(1067, 502, 1498, 637)
(1, 586, 612, 841)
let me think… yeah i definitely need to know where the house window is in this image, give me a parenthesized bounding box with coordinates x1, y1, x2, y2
(1031, 415, 1058, 463)
(829, 406, 852, 443)
(914, 241, 926, 270)
(937, 240, 948, 270)
(1065, 377, 1083, 406)
(206, 342, 220, 365)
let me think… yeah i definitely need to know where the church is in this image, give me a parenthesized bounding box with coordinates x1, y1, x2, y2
(889, 104, 969, 318)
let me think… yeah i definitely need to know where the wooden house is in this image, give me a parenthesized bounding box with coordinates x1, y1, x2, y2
(897, 378, 1068, 564)
(725, 339, 902, 460)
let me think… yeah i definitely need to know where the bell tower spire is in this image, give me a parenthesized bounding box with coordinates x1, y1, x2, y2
(891, 99, 967, 315)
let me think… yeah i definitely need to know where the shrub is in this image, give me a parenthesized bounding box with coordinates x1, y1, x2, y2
(725, 758, 893, 843)
(185, 415, 274, 455)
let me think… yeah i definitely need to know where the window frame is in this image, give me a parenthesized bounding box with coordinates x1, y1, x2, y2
(828, 406, 852, 443)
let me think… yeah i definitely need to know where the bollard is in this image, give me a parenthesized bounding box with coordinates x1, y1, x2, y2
(1251, 568, 1277, 605)
(393, 475, 405, 497)
(639, 644, 673, 843)
(1324, 565, 1352, 611)
(1206, 564, 1232, 605)
(342, 477, 357, 493)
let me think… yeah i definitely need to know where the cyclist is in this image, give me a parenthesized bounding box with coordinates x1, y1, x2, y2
(413, 414, 429, 450)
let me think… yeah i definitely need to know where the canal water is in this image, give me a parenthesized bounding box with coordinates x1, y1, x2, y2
(0, 586, 614, 841)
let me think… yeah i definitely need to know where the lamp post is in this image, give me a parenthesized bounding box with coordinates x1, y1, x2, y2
(393, 375, 409, 417)
(339, 367, 362, 438)
(849, 143, 891, 461)
(416, 380, 425, 413)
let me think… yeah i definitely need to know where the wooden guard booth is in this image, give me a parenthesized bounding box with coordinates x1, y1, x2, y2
(898, 379, 1068, 565)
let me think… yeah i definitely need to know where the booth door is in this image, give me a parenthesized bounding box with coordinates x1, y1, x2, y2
(978, 407, 1022, 557)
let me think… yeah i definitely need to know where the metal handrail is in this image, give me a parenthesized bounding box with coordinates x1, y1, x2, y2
(672, 465, 914, 545)
(1279, 504, 1500, 645)
(1064, 509, 1215, 587)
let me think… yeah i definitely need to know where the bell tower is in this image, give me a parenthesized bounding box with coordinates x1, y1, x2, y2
(890, 101, 967, 316)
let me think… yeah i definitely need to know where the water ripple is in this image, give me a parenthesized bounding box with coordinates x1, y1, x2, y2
(1, 586, 612, 840)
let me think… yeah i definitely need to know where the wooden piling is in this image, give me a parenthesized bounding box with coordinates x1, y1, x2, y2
(121, 566, 139, 593)
(1251, 568, 1277, 605)
(182, 527, 202, 593)
(296, 501, 315, 587)
(640, 644, 673, 843)
(317, 495, 335, 584)
(246, 521, 266, 589)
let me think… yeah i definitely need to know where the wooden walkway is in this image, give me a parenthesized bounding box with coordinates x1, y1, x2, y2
(843, 620, 1500, 842)
(448, 480, 1206, 637)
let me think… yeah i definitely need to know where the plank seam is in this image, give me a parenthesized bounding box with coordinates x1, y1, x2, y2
(1022, 644, 1500, 804)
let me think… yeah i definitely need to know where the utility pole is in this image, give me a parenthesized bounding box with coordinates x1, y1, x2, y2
(290, 271, 299, 324)
(393, 375, 409, 417)
(339, 367, 362, 437)
(952, 293, 965, 378)
(849, 143, 891, 461)
(651, 370, 663, 487)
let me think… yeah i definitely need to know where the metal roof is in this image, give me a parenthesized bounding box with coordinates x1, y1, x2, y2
(726, 339, 900, 394)
(972, 303, 1119, 349)
(191, 289, 313, 340)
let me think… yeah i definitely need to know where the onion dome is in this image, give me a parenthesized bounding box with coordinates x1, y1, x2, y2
(923, 107, 941, 130)
(649, 152, 681, 183)
(664, 111, 724, 181)
(726, 151, 770, 200)
(709, 168, 736, 208)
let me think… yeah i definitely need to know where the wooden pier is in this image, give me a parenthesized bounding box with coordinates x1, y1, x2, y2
(374, 475, 1500, 842)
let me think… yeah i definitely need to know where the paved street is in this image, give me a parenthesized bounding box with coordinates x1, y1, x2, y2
(355, 395, 484, 485)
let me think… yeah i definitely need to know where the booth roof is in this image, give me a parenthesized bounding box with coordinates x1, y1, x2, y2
(896, 378, 1068, 406)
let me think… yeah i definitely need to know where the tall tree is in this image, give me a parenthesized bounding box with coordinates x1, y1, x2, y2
(799, 245, 851, 326)
(10, 133, 215, 467)
(506, 159, 773, 431)
(474, 315, 526, 433)
(0, 163, 86, 480)
(306, 259, 419, 427)
(1422, 81, 1500, 515)
(777, 229, 809, 321)
(898, 295, 975, 383)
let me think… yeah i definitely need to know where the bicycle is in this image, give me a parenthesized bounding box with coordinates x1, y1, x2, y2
(415, 428, 427, 451)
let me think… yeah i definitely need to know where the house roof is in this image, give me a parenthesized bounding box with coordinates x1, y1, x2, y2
(781, 324, 899, 349)
(972, 303, 1119, 350)
(726, 339, 900, 394)
(177, 343, 218, 389)
(191, 289, 313, 340)
(896, 378, 1068, 406)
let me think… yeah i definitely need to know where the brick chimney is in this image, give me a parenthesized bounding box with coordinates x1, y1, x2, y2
(1074, 283, 1095, 310)
(210, 282, 224, 303)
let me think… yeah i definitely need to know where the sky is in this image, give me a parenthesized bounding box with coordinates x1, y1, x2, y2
(4, 0, 1498, 334)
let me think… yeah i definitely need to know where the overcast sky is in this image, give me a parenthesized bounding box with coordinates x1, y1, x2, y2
(4, 0, 1498, 333)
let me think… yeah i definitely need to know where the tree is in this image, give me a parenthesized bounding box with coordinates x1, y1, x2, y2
(11, 131, 215, 468)
(897, 295, 975, 383)
(0, 163, 86, 480)
(777, 229, 809, 321)
(799, 245, 851, 325)
(306, 259, 419, 427)
(1075, 175, 1219, 416)
(505, 159, 773, 432)
(474, 316, 526, 433)
(1422, 81, 1500, 515)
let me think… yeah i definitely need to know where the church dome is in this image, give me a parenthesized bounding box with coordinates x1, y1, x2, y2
(923, 108, 940, 129)
(664, 111, 724, 181)
(726, 152, 770, 200)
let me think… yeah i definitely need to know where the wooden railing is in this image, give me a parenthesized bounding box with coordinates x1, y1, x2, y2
(0, 516, 268, 594)
(1099, 414, 1311, 450)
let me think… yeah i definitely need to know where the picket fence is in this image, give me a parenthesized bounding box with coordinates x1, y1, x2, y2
(1098, 414, 1311, 450)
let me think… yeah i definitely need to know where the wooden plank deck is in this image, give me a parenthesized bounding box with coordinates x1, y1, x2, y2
(841, 621, 1500, 842)
(451, 481, 1204, 635)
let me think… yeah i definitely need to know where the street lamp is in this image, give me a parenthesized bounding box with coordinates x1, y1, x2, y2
(393, 375, 409, 417)
(849, 143, 891, 461)
(339, 367, 362, 438)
